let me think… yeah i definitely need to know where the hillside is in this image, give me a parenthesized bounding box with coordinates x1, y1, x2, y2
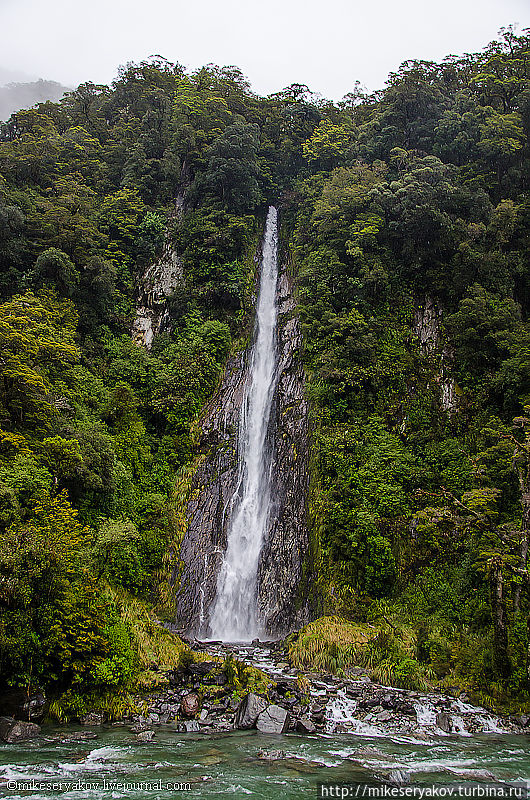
(0, 30, 529, 715)
(0, 78, 70, 121)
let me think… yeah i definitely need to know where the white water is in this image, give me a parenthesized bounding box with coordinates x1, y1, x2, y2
(209, 207, 279, 641)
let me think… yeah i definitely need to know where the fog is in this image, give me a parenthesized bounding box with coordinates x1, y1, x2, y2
(0, 0, 528, 100)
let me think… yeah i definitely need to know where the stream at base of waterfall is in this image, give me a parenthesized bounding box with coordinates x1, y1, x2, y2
(4, 641, 528, 800)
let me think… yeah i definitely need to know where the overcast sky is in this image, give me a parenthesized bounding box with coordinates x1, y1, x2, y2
(0, 0, 528, 99)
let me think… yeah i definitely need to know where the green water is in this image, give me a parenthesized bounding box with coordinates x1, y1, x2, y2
(1, 727, 529, 799)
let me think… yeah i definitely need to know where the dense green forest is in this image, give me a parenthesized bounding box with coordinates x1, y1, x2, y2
(0, 27, 529, 715)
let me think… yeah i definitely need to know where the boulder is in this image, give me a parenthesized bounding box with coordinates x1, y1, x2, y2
(60, 731, 99, 742)
(180, 693, 200, 718)
(0, 690, 46, 722)
(135, 730, 155, 743)
(129, 722, 152, 734)
(256, 705, 290, 734)
(0, 716, 41, 743)
(436, 712, 452, 733)
(80, 712, 105, 726)
(296, 716, 316, 734)
(184, 720, 200, 732)
(257, 749, 287, 760)
(235, 693, 268, 730)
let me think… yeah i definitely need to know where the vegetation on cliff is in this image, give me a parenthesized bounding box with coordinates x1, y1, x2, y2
(0, 28, 529, 709)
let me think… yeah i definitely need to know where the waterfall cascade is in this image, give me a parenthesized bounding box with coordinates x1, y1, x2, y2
(209, 206, 279, 640)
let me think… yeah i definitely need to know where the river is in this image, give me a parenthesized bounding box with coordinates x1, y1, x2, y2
(1, 725, 529, 798)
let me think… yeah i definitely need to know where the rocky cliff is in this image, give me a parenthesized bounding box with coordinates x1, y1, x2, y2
(173, 248, 312, 637)
(413, 296, 458, 413)
(132, 195, 185, 348)
(256, 266, 312, 634)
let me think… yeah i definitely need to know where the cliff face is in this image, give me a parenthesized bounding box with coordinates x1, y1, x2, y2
(132, 195, 185, 349)
(173, 349, 248, 634)
(173, 253, 312, 637)
(413, 296, 458, 413)
(256, 267, 311, 635)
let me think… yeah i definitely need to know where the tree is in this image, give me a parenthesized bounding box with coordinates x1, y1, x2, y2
(201, 123, 261, 212)
(302, 120, 354, 170)
(0, 292, 79, 431)
(32, 248, 80, 296)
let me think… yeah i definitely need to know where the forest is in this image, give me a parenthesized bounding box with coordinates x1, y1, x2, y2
(0, 27, 529, 717)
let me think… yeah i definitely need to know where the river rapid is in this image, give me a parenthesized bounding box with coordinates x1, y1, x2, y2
(1, 725, 529, 799)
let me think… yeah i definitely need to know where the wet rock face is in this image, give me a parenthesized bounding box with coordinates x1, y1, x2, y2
(173, 350, 248, 633)
(132, 245, 184, 348)
(257, 268, 311, 635)
(413, 296, 458, 413)
(173, 252, 312, 637)
(132, 195, 186, 349)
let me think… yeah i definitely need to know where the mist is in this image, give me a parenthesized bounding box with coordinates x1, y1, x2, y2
(0, 0, 528, 103)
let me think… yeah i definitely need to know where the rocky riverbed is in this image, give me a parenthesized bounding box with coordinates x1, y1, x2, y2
(1, 640, 529, 746)
(107, 640, 529, 742)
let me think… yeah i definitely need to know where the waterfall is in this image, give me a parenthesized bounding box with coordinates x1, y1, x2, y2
(209, 206, 279, 641)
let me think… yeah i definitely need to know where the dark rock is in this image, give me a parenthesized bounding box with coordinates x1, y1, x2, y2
(256, 705, 290, 734)
(276, 680, 298, 696)
(181, 693, 200, 718)
(189, 662, 217, 677)
(377, 710, 393, 723)
(135, 730, 155, 743)
(0, 690, 46, 722)
(130, 722, 152, 734)
(208, 673, 227, 686)
(436, 712, 452, 733)
(60, 731, 99, 742)
(235, 693, 268, 730)
(209, 704, 227, 714)
(296, 716, 316, 734)
(79, 712, 105, 726)
(0, 716, 41, 742)
(21, 693, 46, 721)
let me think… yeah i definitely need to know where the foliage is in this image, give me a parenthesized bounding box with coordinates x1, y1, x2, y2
(0, 32, 530, 705)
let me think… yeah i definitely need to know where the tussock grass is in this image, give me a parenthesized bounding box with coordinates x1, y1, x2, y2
(109, 587, 189, 678)
(288, 615, 435, 691)
(288, 616, 375, 672)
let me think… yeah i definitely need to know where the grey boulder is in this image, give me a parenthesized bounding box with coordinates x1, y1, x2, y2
(256, 705, 290, 734)
(135, 730, 155, 743)
(235, 693, 268, 730)
(0, 716, 41, 743)
(296, 715, 316, 734)
(79, 712, 105, 726)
